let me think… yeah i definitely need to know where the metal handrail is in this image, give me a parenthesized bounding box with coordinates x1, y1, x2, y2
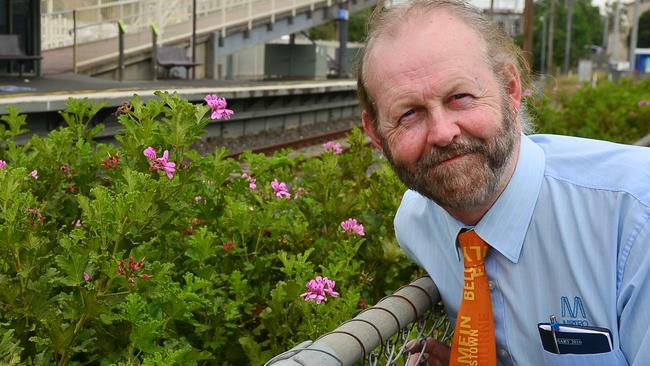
(41, 0, 331, 51)
(45, 0, 144, 17)
(69, 0, 331, 70)
(266, 277, 447, 366)
(41, 0, 247, 50)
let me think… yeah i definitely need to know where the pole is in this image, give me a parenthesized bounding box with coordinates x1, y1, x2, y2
(602, 6, 609, 49)
(118, 20, 125, 81)
(336, 1, 349, 78)
(489, 0, 494, 20)
(192, 0, 197, 80)
(563, 0, 573, 74)
(629, 0, 640, 73)
(152, 24, 158, 81)
(73, 9, 78, 73)
(611, 0, 621, 65)
(547, 0, 555, 75)
(523, 0, 535, 68)
(540, 16, 547, 75)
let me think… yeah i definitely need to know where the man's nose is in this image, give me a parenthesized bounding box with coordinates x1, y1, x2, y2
(425, 109, 461, 147)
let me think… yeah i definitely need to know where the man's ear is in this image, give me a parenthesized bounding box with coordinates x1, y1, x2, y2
(504, 63, 522, 113)
(361, 110, 384, 153)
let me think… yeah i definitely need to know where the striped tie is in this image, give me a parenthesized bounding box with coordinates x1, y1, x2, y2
(450, 230, 497, 366)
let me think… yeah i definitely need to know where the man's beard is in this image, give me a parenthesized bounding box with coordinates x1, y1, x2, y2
(381, 102, 518, 210)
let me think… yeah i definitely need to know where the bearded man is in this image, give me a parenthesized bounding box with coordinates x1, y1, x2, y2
(358, 1, 650, 365)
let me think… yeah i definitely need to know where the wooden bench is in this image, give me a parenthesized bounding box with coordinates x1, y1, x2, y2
(0, 34, 42, 77)
(156, 47, 200, 79)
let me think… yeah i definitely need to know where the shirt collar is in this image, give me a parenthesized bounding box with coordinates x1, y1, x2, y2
(439, 135, 546, 263)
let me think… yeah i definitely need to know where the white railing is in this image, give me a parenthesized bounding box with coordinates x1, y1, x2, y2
(266, 277, 452, 366)
(41, 0, 231, 49)
(40, 0, 332, 51)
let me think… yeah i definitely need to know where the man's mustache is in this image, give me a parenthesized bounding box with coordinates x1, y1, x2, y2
(417, 139, 486, 169)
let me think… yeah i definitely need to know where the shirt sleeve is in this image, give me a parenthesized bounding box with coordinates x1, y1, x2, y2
(617, 213, 650, 365)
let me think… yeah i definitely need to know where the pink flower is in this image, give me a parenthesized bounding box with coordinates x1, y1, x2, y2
(143, 147, 176, 179)
(0, 160, 6, 170)
(293, 187, 306, 199)
(271, 178, 291, 199)
(143, 147, 157, 160)
(522, 89, 533, 97)
(194, 195, 202, 202)
(323, 141, 343, 154)
(83, 272, 91, 281)
(61, 164, 71, 174)
(129, 257, 145, 272)
(30, 170, 38, 179)
(205, 94, 234, 120)
(341, 218, 365, 236)
(74, 219, 82, 227)
(300, 276, 340, 304)
(639, 100, 650, 107)
(242, 172, 257, 191)
(26, 208, 45, 224)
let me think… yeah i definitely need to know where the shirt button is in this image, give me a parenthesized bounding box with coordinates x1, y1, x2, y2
(488, 280, 496, 290)
(498, 348, 510, 359)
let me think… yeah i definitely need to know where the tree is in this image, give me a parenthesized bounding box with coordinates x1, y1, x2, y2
(308, 7, 373, 42)
(635, 10, 650, 48)
(526, 0, 603, 73)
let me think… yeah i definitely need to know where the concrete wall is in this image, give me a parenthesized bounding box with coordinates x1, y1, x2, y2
(264, 43, 329, 79)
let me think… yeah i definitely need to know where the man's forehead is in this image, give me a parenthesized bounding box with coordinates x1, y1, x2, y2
(364, 9, 489, 94)
(369, 9, 485, 56)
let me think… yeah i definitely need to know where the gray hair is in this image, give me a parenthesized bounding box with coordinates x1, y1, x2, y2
(357, 0, 533, 133)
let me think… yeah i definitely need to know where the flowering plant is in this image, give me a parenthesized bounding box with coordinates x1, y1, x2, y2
(300, 276, 340, 304)
(528, 77, 650, 143)
(0, 92, 416, 365)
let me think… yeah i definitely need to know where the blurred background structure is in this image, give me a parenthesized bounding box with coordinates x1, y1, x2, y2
(1, 0, 375, 80)
(0, 0, 647, 80)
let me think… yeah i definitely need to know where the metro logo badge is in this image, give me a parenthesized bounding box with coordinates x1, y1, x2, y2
(560, 296, 589, 326)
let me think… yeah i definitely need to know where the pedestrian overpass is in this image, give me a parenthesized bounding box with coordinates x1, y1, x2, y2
(40, 0, 378, 79)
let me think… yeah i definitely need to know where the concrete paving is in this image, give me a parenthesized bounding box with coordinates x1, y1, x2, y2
(0, 72, 255, 95)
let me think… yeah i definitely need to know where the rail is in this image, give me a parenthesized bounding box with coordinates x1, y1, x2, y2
(266, 276, 452, 366)
(228, 127, 354, 158)
(41, 0, 334, 51)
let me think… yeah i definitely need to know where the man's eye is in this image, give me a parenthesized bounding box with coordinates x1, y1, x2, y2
(447, 93, 474, 108)
(451, 93, 471, 100)
(402, 109, 416, 118)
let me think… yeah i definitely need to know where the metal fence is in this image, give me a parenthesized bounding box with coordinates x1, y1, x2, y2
(40, 0, 333, 51)
(266, 277, 452, 366)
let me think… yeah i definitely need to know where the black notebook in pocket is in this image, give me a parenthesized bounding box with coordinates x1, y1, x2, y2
(538, 323, 613, 355)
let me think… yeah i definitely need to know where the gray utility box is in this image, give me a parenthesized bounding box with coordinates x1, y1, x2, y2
(264, 44, 328, 79)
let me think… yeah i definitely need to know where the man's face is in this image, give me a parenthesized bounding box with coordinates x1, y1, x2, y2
(362, 10, 521, 211)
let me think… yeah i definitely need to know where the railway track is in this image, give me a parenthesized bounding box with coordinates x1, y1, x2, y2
(227, 127, 355, 158)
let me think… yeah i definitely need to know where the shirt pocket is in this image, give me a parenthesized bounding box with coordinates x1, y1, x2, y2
(542, 349, 628, 366)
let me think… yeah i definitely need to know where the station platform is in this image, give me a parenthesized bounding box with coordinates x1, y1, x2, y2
(0, 73, 360, 145)
(0, 73, 357, 114)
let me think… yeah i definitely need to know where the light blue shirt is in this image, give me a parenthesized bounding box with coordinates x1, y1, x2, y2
(394, 134, 650, 366)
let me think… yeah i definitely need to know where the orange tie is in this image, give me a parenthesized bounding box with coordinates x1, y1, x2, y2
(450, 230, 497, 366)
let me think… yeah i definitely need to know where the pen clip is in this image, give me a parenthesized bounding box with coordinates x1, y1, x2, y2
(549, 314, 561, 354)
(550, 315, 560, 331)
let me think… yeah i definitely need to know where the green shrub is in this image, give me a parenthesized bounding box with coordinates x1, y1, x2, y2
(528, 77, 650, 143)
(0, 92, 416, 365)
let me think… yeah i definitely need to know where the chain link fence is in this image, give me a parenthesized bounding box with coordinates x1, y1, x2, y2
(266, 276, 452, 366)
